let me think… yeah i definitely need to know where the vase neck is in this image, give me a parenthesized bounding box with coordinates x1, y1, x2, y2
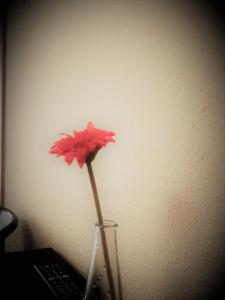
(95, 220, 118, 229)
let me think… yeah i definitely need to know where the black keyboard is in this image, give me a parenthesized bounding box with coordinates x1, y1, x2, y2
(34, 262, 85, 300)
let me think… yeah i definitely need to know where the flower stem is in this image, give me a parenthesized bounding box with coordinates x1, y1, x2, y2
(86, 161, 116, 300)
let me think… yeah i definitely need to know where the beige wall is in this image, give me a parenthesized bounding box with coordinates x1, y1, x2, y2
(5, 1, 225, 299)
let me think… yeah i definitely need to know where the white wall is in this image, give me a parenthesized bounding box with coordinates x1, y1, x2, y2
(5, 1, 225, 299)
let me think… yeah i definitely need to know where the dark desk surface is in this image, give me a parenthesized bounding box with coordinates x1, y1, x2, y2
(0, 248, 86, 299)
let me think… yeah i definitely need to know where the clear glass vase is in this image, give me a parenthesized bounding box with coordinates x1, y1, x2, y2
(84, 220, 123, 300)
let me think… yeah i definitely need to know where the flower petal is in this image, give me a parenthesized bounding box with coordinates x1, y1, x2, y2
(49, 122, 116, 168)
(65, 151, 76, 165)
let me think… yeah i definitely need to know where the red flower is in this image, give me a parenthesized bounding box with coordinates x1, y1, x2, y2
(49, 122, 116, 168)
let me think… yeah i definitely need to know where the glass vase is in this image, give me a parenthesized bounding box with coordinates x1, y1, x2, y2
(84, 220, 123, 300)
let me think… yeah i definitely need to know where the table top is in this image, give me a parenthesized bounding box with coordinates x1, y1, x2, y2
(0, 248, 86, 299)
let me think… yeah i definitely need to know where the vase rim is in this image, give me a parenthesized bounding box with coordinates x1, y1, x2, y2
(95, 219, 118, 228)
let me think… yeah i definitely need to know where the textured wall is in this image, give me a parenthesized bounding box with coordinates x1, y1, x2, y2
(5, 1, 225, 299)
